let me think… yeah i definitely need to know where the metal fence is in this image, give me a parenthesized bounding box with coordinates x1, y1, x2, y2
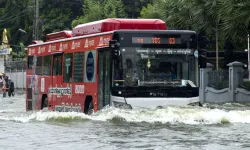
(238, 70, 250, 91)
(238, 70, 249, 81)
(5, 60, 26, 72)
(207, 70, 229, 90)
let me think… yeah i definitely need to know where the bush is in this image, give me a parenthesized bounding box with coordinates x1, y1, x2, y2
(242, 81, 250, 91)
(208, 81, 229, 90)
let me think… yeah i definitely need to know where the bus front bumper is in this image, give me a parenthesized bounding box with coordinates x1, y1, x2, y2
(111, 96, 200, 109)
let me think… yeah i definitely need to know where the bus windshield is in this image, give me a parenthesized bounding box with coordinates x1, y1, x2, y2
(113, 47, 199, 87)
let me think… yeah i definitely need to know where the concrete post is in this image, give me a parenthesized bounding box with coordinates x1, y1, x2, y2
(16, 68, 18, 88)
(22, 68, 24, 90)
(227, 61, 244, 102)
(199, 63, 213, 104)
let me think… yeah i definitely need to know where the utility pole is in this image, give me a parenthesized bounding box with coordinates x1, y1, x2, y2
(248, 32, 250, 80)
(32, 0, 39, 40)
(215, 0, 219, 71)
(216, 21, 219, 71)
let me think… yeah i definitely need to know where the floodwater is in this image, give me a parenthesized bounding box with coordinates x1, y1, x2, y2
(1, 92, 250, 150)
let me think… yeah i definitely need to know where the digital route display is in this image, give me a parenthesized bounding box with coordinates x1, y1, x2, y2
(135, 49, 193, 55)
(132, 37, 182, 44)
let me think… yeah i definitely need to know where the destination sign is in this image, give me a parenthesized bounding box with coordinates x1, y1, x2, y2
(132, 37, 181, 44)
(135, 49, 193, 55)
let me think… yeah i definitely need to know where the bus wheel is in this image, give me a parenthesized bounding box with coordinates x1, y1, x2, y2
(84, 96, 94, 115)
(87, 101, 94, 115)
(41, 95, 48, 110)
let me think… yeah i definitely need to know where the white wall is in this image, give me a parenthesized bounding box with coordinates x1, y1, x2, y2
(0, 58, 4, 73)
(5, 70, 26, 89)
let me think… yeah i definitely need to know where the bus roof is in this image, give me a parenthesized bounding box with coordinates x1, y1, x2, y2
(116, 30, 196, 34)
(28, 31, 115, 48)
(29, 18, 167, 47)
(28, 30, 196, 48)
(38, 18, 167, 43)
(46, 30, 72, 42)
(72, 18, 166, 37)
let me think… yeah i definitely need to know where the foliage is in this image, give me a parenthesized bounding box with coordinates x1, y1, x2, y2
(11, 42, 27, 59)
(209, 81, 229, 90)
(141, 0, 250, 50)
(40, 0, 83, 40)
(122, 0, 140, 18)
(0, 0, 33, 46)
(0, 0, 249, 60)
(72, 0, 104, 27)
(104, 0, 126, 18)
(140, 4, 160, 19)
(72, 0, 126, 28)
(219, 0, 250, 44)
(242, 81, 250, 91)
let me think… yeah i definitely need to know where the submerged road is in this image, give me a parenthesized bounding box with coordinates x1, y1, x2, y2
(1, 92, 250, 150)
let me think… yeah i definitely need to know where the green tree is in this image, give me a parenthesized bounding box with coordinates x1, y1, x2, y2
(141, 0, 226, 49)
(140, 4, 160, 19)
(40, 0, 83, 40)
(140, 0, 225, 69)
(104, 0, 126, 18)
(72, 0, 126, 28)
(141, 0, 250, 50)
(0, 0, 33, 51)
(122, 0, 141, 18)
(219, 0, 250, 45)
(12, 42, 27, 59)
(72, 0, 104, 27)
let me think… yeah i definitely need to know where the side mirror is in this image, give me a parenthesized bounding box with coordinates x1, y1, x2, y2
(109, 40, 120, 59)
(198, 49, 207, 68)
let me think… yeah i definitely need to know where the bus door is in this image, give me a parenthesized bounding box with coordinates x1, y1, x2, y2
(97, 48, 111, 110)
(52, 52, 63, 109)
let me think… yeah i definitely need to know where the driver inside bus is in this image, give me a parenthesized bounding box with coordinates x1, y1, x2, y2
(159, 63, 177, 80)
(124, 58, 138, 86)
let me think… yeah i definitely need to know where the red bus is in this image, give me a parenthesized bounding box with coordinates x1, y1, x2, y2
(26, 18, 204, 114)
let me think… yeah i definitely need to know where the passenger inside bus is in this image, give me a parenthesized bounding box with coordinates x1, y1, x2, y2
(141, 61, 177, 81)
(115, 48, 198, 86)
(113, 50, 199, 87)
(159, 62, 177, 80)
(124, 58, 139, 86)
(120, 60, 178, 86)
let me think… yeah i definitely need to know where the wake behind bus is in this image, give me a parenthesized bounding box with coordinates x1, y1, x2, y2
(26, 18, 205, 114)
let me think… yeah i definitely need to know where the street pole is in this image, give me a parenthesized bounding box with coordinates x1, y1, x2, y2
(216, 21, 219, 71)
(248, 33, 250, 80)
(215, 0, 219, 71)
(32, 0, 35, 40)
(33, 0, 39, 40)
(35, 0, 39, 40)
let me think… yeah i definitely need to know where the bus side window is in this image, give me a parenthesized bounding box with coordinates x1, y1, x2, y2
(63, 53, 73, 82)
(53, 55, 62, 76)
(27, 56, 33, 69)
(53, 57, 57, 75)
(36, 56, 42, 75)
(57, 56, 62, 75)
(73, 52, 84, 82)
(43, 55, 51, 75)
